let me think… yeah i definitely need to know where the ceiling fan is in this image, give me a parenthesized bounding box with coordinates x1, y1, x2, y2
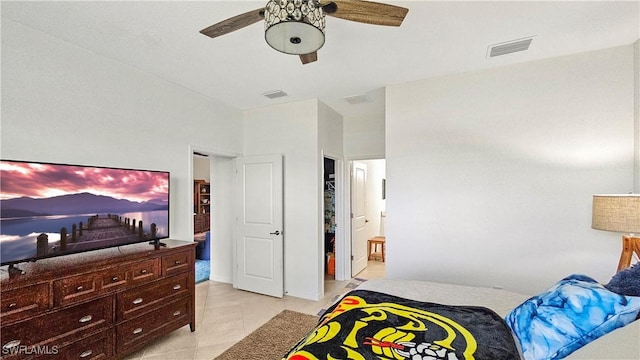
(199, 0, 409, 64)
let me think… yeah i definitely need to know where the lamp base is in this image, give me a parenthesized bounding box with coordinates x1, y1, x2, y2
(617, 236, 640, 272)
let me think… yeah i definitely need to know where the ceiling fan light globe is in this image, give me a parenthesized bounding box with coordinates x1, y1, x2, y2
(265, 21, 325, 55)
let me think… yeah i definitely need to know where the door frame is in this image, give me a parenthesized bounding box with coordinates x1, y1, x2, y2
(188, 145, 240, 283)
(338, 157, 385, 281)
(321, 153, 346, 287)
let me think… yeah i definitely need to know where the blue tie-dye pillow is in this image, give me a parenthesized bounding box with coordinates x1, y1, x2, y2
(505, 274, 640, 360)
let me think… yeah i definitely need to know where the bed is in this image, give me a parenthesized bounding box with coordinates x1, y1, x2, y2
(283, 268, 640, 360)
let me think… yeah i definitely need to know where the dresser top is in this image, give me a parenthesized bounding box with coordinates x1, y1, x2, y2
(1, 239, 195, 285)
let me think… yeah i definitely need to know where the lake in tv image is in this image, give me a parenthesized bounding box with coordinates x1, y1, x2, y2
(0, 160, 170, 265)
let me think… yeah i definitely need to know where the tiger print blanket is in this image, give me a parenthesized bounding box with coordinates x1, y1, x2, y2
(283, 290, 521, 360)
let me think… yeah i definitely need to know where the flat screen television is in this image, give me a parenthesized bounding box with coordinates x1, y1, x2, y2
(0, 159, 170, 268)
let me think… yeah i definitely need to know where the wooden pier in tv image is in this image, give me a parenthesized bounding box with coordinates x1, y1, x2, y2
(36, 214, 159, 256)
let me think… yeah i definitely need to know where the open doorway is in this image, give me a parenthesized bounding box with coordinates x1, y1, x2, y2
(324, 157, 337, 281)
(349, 159, 386, 279)
(193, 152, 210, 242)
(192, 152, 211, 283)
(190, 148, 237, 285)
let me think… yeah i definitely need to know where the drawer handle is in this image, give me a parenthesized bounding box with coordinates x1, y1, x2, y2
(77, 286, 84, 291)
(133, 298, 143, 305)
(173, 284, 181, 290)
(112, 276, 119, 282)
(140, 269, 148, 274)
(79, 315, 93, 323)
(174, 260, 181, 265)
(8, 303, 17, 309)
(80, 350, 93, 358)
(2, 340, 21, 350)
(133, 328, 143, 335)
(173, 310, 181, 316)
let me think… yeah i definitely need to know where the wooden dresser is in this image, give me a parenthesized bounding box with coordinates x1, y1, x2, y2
(0, 240, 196, 359)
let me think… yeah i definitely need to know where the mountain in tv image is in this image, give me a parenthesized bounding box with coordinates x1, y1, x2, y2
(1, 192, 168, 219)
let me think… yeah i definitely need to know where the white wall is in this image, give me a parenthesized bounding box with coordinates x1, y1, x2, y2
(344, 112, 385, 159)
(243, 99, 322, 300)
(1, 19, 244, 243)
(386, 45, 636, 295)
(319, 102, 345, 159)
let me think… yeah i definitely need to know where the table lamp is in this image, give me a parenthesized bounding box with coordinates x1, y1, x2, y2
(592, 194, 640, 272)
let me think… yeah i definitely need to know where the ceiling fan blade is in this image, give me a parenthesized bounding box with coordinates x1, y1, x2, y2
(322, 0, 408, 27)
(300, 52, 318, 64)
(200, 8, 265, 38)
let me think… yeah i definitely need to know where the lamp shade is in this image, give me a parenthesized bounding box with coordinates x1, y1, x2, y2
(264, 0, 325, 55)
(592, 194, 640, 233)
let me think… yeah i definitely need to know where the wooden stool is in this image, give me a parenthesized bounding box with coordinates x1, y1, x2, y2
(367, 236, 386, 262)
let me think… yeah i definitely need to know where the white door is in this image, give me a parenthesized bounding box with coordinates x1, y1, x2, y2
(235, 154, 284, 298)
(351, 162, 368, 276)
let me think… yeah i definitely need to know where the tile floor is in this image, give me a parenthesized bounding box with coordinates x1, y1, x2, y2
(123, 260, 386, 360)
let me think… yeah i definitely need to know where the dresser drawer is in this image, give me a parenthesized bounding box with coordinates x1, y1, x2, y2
(162, 250, 192, 276)
(129, 258, 160, 286)
(53, 274, 101, 307)
(1, 297, 113, 353)
(116, 297, 190, 354)
(99, 266, 128, 292)
(35, 330, 114, 360)
(1, 283, 49, 325)
(116, 272, 189, 321)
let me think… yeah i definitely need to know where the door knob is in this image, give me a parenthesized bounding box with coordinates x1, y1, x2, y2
(270, 230, 280, 235)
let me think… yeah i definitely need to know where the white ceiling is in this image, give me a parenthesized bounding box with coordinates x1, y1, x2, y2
(2, 1, 639, 118)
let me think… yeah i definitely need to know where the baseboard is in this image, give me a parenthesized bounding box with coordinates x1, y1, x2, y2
(210, 274, 232, 283)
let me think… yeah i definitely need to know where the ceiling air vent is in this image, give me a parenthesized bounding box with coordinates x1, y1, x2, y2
(344, 94, 371, 105)
(487, 37, 534, 58)
(262, 90, 288, 99)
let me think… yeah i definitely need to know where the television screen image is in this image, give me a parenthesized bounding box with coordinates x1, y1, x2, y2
(0, 160, 170, 266)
